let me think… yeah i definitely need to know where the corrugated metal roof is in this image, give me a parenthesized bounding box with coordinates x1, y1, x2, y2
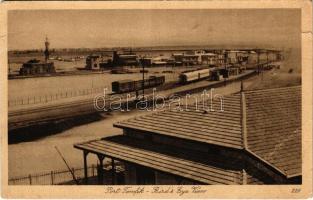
(74, 136, 243, 185)
(114, 95, 244, 149)
(245, 86, 301, 177)
(113, 85, 301, 178)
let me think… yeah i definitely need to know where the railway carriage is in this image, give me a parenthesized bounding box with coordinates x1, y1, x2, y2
(179, 68, 212, 84)
(112, 75, 165, 93)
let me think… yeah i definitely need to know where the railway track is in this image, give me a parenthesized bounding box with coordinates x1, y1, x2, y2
(8, 70, 257, 131)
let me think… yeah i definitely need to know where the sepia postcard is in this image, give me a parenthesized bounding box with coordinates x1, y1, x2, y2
(0, 0, 312, 198)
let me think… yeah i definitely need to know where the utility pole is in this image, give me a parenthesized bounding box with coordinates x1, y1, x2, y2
(266, 50, 269, 72)
(257, 50, 260, 75)
(141, 56, 145, 99)
(224, 51, 228, 86)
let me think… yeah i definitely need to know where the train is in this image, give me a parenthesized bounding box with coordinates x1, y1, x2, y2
(112, 75, 165, 93)
(179, 67, 245, 84)
(179, 68, 212, 84)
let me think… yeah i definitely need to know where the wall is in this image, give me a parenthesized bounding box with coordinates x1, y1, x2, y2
(122, 128, 300, 184)
(124, 128, 242, 161)
(124, 162, 198, 185)
(124, 163, 137, 185)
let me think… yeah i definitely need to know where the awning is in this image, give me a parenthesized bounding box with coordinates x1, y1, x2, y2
(74, 138, 243, 185)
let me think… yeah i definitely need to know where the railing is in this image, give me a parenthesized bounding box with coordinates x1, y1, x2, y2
(8, 87, 106, 108)
(8, 165, 98, 185)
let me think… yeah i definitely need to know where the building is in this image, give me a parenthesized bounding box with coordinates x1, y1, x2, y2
(74, 85, 301, 185)
(226, 50, 250, 65)
(85, 55, 112, 70)
(19, 59, 56, 75)
(85, 55, 101, 70)
(139, 57, 153, 67)
(247, 51, 258, 64)
(200, 53, 217, 66)
(172, 50, 221, 67)
(112, 51, 138, 66)
(172, 53, 199, 66)
(19, 37, 56, 75)
(226, 50, 240, 64)
(172, 53, 184, 65)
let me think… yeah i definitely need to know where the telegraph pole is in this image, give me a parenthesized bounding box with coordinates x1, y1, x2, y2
(141, 56, 145, 99)
(257, 50, 260, 75)
(224, 51, 228, 86)
(266, 50, 269, 71)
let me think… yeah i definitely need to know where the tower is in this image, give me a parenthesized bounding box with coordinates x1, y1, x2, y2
(44, 36, 50, 62)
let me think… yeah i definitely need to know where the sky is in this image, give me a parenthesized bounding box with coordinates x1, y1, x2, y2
(8, 9, 301, 50)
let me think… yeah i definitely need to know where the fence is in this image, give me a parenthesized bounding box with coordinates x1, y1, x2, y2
(8, 87, 107, 108)
(8, 165, 98, 185)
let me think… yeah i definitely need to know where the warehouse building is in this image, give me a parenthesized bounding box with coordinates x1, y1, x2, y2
(74, 85, 301, 185)
(85, 54, 112, 70)
(112, 51, 138, 66)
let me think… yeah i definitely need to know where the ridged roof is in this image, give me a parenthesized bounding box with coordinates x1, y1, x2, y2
(245, 86, 301, 177)
(114, 95, 243, 149)
(74, 135, 243, 185)
(113, 86, 302, 178)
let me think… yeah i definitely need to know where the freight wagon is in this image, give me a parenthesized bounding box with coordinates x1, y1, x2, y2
(112, 75, 165, 93)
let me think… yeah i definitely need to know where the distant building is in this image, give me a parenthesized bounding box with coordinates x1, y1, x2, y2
(85, 54, 112, 70)
(227, 50, 249, 65)
(19, 37, 56, 75)
(139, 56, 175, 67)
(112, 51, 138, 66)
(74, 86, 301, 185)
(199, 53, 217, 66)
(85, 51, 139, 70)
(19, 59, 55, 75)
(139, 57, 153, 67)
(247, 50, 282, 64)
(173, 50, 218, 66)
(248, 51, 258, 63)
(216, 53, 225, 66)
(172, 53, 184, 65)
(173, 53, 199, 66)
(86, 55, 102, 70)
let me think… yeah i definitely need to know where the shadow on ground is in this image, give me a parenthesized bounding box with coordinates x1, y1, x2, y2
(8, 113, 105, 144)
